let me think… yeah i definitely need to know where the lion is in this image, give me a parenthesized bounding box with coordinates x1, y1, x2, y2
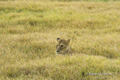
(56, 38, 74, 55)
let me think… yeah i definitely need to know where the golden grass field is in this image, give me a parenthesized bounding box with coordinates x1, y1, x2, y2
(0, 1, 120, 80)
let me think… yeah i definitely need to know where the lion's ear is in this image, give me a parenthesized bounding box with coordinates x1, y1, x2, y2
(57, 38, 61, 42)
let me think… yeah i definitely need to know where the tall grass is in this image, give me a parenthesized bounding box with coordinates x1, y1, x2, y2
(0, 0, 120, 1)
(0, 1, 120, 80)
(52, 0, 119, 1)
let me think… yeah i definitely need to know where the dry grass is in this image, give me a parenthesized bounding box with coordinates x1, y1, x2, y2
(0, 1, 120, 80)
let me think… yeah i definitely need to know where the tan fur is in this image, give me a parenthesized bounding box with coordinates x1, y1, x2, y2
(56, 38, 74, 55)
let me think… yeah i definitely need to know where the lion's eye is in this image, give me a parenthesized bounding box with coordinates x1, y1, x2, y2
(61, 45, 63, 47)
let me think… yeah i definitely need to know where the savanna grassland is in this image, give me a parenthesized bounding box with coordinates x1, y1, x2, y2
(0, 0, 120, 80)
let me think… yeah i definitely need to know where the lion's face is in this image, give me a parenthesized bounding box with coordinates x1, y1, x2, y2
(56, 38, 70, 54)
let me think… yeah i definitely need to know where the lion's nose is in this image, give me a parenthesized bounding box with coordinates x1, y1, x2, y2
(57, 51, 59, 52)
